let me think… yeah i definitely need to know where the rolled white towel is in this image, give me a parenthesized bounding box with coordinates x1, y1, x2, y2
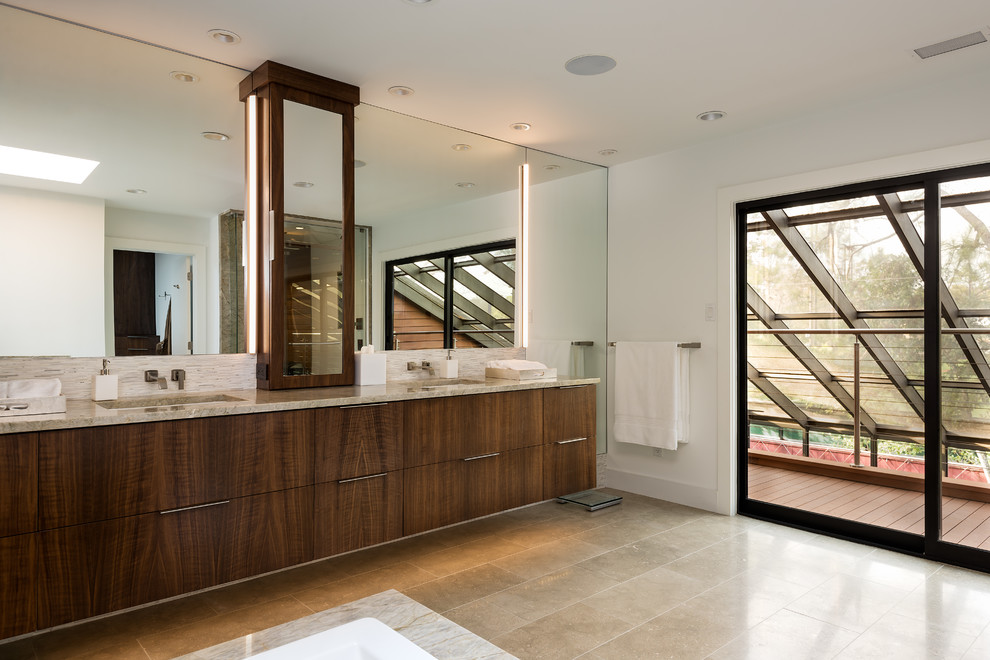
(485, 359, 549, 371)
(1, 378, 62, 398)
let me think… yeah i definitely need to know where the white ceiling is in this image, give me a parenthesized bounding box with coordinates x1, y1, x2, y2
(9, 0, 990, 167)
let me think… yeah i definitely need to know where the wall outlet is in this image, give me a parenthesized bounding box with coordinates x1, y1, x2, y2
(652, 447, 663, 457)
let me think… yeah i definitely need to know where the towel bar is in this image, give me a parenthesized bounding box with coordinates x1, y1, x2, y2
(607, 341, 701, 349)
(571, 341, 594, 346)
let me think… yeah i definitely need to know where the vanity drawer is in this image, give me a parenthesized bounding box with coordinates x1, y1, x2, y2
(403, 390, 543, 467)
(39, 424, 160, 529)
(0, 533, 36, 638)
(39, 410, 315, 528)
(314, 471, 402, 557)
(159, 410, 314, 509)
(543, 384, 596, 445)
(38, 487, 313, 628)
(315, 402, 402, 482)
(1, 432, 37, 536)
(403, 445, 542, 535)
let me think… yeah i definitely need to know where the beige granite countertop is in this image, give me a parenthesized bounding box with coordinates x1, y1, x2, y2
(0, 377, 598, 434)
(175, 589, 515, 660)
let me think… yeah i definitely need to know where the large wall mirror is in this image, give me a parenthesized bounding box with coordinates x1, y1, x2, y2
(0, 4, 608, 448)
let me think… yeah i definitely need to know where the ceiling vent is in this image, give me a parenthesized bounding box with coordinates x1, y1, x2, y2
(914, 31, 987, 59)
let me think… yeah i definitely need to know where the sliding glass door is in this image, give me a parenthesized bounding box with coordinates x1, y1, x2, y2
(738, 163, 990, 568)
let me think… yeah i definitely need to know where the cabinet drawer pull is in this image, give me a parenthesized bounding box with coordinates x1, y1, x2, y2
(338, 472, 387, 484)
(160, 500, 229, 515)
(463, 452, 500, 461)
(340, 402, 388, 409)
(556, 437, 588, 444)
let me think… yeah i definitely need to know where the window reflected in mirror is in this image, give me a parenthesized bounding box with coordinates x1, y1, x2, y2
(385, 240, 515, 350)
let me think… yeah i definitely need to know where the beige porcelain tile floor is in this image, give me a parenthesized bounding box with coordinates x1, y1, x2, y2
(4, 489, 990, 660)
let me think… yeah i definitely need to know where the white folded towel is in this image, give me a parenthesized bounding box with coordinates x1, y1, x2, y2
(0, 378, 63, 398)
(613, 342, 690, 450)
(485, 359, 549, 371)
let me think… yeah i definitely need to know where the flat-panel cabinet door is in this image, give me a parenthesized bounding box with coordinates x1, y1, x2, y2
(0, 533, 36, 639)
(316, 403, 402, 482)
(218, 487, 314, 583)
(403, 461, 464, 535)
(493, 390, 544, 453)
(544, 437, 596, 499)
(160, 411, 315, 508)
(403, 396, 479, 467)
(315, 472, 402, 558)
(39, 424, 160, 529)
(1, 432, 37, 536)
(38, 514, 164, 628)
(544, 385, 596, 444)
(498, 446, 543, 512)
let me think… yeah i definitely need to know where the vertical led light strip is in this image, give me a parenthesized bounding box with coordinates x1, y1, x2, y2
(518, 162, 530, 348)
(245, 94, 259, 354)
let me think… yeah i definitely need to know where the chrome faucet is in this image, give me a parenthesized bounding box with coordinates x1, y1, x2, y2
(407, 360, 435, 376)
(171, 369, 186, 390)
(145, 370, 168, 390)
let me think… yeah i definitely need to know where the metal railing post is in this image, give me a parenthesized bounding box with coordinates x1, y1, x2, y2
(853, 340, 862, 467)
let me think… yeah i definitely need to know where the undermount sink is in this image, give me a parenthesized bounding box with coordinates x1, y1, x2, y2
(96, 393, 245, 410)
(405, 378, 484, 389)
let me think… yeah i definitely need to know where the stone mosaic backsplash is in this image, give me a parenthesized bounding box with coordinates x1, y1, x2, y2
(0, 347, 526, 400)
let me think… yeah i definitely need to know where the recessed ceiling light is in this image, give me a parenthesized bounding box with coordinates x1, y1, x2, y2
(169, 71, 199, 83)
(207, 29, 241, 45)
(355, 159, 367, 168)
(564, 54, 617, 76)
(451, 143, 472, 151)
(456, 182, 475, 188)
(293, 181, 314, 188)
(201, 131, 230, 142)
(126, 188, 147, 194)
(597, 149, 617, 156)
(544, 164, 560, 171)
(0, 145, 99, 184)
(509, 123, 531, 131)
(403, 0, 434, 4)
(697, 110, 726, 121)
(388, 86, 415, 96)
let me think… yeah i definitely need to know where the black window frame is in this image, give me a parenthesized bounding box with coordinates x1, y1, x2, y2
(384, 239, 516, 350)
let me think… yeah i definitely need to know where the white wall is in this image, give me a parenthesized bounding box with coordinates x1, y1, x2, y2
(606, 66, 990, 514)
(0, 186, 105, 356)
(105, 207, 219, 354)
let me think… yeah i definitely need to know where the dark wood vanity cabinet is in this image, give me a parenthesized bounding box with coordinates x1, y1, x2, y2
(314, 403, 404, 558)
(1, 383, 598, 640)
(543, 385, 597, 498)
(402, 390, 545, 535)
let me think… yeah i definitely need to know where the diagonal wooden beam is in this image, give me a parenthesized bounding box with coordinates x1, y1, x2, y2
(878, 193, 990, 397)
(747, 363, 810, 428)
(748, 286, 877, 436)
(764, 209, 926, 421)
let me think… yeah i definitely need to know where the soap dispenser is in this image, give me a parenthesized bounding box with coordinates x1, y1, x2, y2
(437, 350, 458, 379)
(92, 359, 118, 401)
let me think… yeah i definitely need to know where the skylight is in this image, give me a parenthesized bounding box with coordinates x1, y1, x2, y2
(0, 145, 99, 184)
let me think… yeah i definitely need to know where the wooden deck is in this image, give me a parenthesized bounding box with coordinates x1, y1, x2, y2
(749, 463, 990, 550)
